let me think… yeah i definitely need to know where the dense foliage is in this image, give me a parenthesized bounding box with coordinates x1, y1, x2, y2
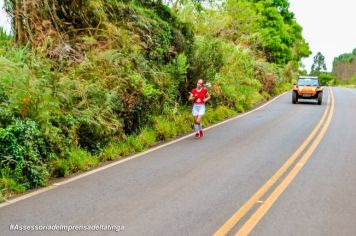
(332, 48, 356, 81)
(333, 48, 356, 67)
(318, 73, 336, 86)
(0, 0, 310, 200)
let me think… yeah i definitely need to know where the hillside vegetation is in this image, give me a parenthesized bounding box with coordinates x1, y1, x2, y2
(332, 48, 356, 81)
(0, 0, 310, 201)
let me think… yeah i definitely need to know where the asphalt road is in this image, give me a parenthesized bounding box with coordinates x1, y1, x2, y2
(0, 87, 355, 236)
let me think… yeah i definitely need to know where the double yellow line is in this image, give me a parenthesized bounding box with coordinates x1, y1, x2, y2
(214, 88, 335, 236)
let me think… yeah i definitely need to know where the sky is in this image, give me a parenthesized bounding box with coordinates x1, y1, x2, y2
(1, 0, 355, 72)
(289, 0, 356, 72)
(0, 0, 10, 33)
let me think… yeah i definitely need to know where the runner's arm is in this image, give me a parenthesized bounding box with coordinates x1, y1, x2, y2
(204, 92, 211, 102)
(189, 92, 195, 101)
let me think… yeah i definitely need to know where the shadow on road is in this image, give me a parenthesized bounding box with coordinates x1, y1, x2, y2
(294, 101, 320, 105)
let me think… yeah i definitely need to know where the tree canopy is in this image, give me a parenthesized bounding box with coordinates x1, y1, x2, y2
(333, 48, 356, 67)
(332, 48, 356, 80)
(311, 52, 327, 75)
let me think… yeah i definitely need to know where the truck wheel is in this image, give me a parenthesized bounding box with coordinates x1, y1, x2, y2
(317, 92, 323, 105)
(292, 91, 298, 104)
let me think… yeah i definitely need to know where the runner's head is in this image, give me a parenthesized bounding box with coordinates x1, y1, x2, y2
(197, 79, 204, 89)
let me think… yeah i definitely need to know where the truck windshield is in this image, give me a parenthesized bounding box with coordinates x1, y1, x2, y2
(298, 78, 319, 86)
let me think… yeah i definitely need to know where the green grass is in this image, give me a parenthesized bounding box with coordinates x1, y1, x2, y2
(172, 109, 192, 133)
(205, 106, 237, 125)
(0, 191, 4, 203)
(272, 82, 293, 95)
(261, 91, 272, 100)
(138, 127, 157, 147)
(0, 167, 27, 199)
(51, 158, 71, 177)
(68, 148, 99, 172)
(100, 132, 151, 162)
(153, 116, 178, 140)
(334, 77, 356, 88)
(100, 143, 124, 162)
(126, 135, 145, 152)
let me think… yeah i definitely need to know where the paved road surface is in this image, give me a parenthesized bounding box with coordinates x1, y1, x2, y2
(0, 87, 355, 236)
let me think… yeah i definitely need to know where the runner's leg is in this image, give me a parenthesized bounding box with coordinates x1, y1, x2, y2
(194, 116, 200, 133)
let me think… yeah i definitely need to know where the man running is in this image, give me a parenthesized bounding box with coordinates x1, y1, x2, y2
(189, 79, 211, 138)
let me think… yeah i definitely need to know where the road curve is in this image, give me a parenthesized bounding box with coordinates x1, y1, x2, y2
(0, 87, 355, 236)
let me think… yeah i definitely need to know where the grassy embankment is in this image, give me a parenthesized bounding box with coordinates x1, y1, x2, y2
(0, 0, 308, 201)
(318, 73, 356, 88)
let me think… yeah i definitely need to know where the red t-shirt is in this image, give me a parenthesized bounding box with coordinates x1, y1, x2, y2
(192, 88, 207, 104)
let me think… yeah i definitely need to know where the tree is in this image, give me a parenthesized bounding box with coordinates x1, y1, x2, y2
(298, 63, 307, 76)
(162, 0, 216, 12)
(245, 0, 310, 65)
(310, 52, 327, 75)
(271, 0, 295, 21)
(332, 48, 356, 67)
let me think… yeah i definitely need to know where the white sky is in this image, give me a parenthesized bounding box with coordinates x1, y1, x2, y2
(1, 0, 355, 72)
(0, 0, 10, 33)
(289, 0, 356, 72)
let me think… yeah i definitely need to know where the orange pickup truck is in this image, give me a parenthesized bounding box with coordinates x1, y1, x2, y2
(292, 76, 323, 105)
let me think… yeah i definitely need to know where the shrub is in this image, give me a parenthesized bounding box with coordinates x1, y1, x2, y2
(115, 142, 133, 157)
(100, 143, 123, 162)
(125, 135, 145, 152)
(68, 148, 99, 172)
(51, 158, 71, 177)
(173, 109, 192, 133)
(101, 127, 156, 162)
(261, 91, 272, 100)
(0, 119, 51, 188)
(205, 106, 236, 124)
(138, 127, 157, 147)
(319, 73, 336, 86)
(254, 62, 278, 94)
(0, 167, 27, 197)
(188, 36, 225, 85)
(0, 191, 3, 203)
(100, 134, 147, 161)
(153, 116, 178, 140)
(352, 76, 356, 84)
(273, 82, 293, 95)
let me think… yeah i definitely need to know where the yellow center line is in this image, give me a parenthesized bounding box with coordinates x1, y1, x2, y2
(235, 88, 335, 236)
(213, 88, 332, 236)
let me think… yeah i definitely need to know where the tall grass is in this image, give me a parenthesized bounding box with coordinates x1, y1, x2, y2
(334, 76, 356, 88)
(0, 0, 302, 199)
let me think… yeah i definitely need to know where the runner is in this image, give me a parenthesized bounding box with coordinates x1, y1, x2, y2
(189, 79, 211, 138)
